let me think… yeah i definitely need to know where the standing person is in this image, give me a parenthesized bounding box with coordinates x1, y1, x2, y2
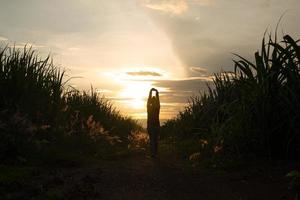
(147, 88, 160, 158)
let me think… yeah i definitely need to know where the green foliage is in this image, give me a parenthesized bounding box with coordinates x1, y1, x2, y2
(0, 46, 141, 163)
(162, 33, 300, 162)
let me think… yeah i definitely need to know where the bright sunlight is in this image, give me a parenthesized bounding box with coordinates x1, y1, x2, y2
(119, 81, 152, 109)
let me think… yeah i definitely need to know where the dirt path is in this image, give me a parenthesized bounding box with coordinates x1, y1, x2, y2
(93, 154, 293, 200)
(1, 153, 296, 200)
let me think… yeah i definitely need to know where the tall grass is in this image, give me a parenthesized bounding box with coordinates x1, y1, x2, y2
(0, 46, 64, 124)
(0, 46, 141, 162)
(162, 33, 300, 161)
(63, 89, 140, 143)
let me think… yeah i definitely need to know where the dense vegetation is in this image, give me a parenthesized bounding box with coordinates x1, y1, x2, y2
(0, 46, 141, 164)
(1, 30, 299, 200)
(161, 33, 300, 163)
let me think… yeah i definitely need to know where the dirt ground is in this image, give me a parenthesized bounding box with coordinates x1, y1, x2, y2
(1, 152, 298, 200)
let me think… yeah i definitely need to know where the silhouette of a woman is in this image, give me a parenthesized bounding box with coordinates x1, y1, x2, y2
(147, 88, 160, 158)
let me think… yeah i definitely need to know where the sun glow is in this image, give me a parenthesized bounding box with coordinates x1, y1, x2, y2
(104, 67, 172, 118)
(119, 81, 152, 109)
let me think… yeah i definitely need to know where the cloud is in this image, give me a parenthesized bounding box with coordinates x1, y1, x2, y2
(95, 88, 112, 94)
(127, 76, 213, 117)
(143, 0, 188, 15)
(0, 36, 8, 41)
(68, 47, 80, 51)
(8, 42, 45, 49)
(190, 66, 208, 74)
(104, 76, 214, 119)
(190, 0, 215, 6)
(106, 97, 135, 101)
(126, 71, 162, 76)
(145, 0, 300, 77)
(152, 76, 213, 105)
(142, 0, 214, 15)
(154, 77, 212, 92)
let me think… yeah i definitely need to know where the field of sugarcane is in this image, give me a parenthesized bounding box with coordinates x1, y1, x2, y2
(161, 33, 300, 164)
(0, 46, 141, 164)
(1, 31, 299, 167)
(0, 33, 299, 200)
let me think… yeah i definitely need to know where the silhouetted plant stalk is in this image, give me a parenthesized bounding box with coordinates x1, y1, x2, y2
(0, 46, 141, 161)
(0, 46, 64, 125)
(162, 33, 300, 161)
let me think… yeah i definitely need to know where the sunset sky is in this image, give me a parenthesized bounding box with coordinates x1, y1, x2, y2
(1, 0, 300, 119)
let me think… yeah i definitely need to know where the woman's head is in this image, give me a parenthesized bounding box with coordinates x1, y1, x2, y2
(149, 88, 159, 98)
(147, 88, 160, 111)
